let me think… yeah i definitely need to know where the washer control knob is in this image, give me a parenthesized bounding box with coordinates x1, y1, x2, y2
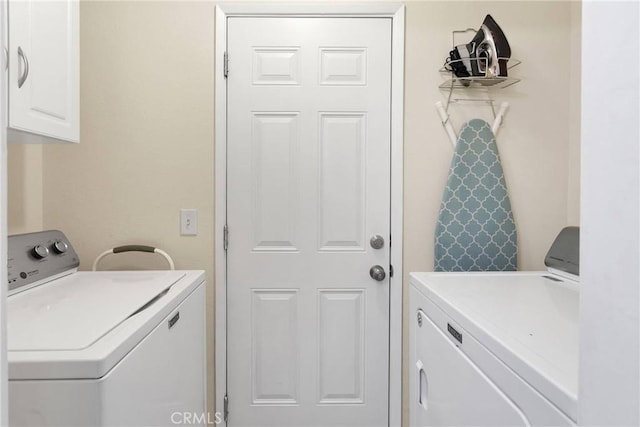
(32, 245, 50, 259)
(52, 240, 68, 254)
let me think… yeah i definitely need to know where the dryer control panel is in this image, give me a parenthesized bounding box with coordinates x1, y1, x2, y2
(8, 230, 80, 295)
(544, 226, 579, 277)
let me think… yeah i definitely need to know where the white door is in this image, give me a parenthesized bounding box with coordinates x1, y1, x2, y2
(226, 17, 392, 427)
(8, 0, 79, 142)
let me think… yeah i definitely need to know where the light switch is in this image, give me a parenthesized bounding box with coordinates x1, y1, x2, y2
(180, 209, 198, 236)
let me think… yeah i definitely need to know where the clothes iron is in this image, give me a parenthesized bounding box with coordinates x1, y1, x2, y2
(446, 15, 511, 84)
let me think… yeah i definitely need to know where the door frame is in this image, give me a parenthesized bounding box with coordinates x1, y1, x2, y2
(0, 0, 7, 423)
(214, 3, 405, 425)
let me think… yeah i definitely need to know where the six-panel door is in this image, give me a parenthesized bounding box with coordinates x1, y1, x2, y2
(226, 17, 393, 427)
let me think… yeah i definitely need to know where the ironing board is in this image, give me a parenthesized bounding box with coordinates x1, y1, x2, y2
(434, 119, 517, 271)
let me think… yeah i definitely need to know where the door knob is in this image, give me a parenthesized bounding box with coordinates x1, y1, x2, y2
(370, 234, 385, 249)
(369, 265, 386, 282)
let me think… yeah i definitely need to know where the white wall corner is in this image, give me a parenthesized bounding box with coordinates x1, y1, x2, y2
(0, 0, 8, 422)
(579, 1, 640, 425)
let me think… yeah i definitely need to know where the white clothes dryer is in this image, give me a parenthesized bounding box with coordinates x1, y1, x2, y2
(410, 227, 579, 426)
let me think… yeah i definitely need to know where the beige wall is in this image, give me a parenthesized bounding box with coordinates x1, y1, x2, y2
(404, 1, 578, 279)
(44, 0, 216, 412)
(7, 1, 580, 424)
(8, 144, 43, 234)
(567, 0, 582, 225)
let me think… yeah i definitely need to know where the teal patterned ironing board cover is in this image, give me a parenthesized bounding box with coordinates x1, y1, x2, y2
(434, 119, 517, 271)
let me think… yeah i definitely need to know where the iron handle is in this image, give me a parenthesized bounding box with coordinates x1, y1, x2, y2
(369, 265, 386, 282)
(17, 46, 29, 88)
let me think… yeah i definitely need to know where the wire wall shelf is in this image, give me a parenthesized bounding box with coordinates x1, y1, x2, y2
(435, 29, 522, 146)
(439, 57, 521, 91)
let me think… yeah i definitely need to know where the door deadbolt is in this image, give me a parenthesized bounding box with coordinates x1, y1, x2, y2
(369, 265, 386, 282)
(370, 235, 385, 250)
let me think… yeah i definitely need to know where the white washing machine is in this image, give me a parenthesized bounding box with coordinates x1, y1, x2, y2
(7, 230, 207, 426)
(410, 227, 579, 426)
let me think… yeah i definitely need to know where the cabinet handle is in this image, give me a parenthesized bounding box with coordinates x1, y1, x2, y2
(3, 46, 7, 71)
(17, 46, 29, 88)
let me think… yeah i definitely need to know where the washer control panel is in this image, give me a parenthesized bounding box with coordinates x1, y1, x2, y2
(8, 230, 80, 294)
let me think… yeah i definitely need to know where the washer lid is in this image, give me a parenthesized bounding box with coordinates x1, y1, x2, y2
(7, 271, 185, 351)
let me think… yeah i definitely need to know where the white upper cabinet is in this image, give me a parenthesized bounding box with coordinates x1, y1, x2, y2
(8, 0, 79, 143)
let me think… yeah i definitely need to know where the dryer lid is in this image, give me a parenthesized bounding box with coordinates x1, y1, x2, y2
(7, 271, 185, 351)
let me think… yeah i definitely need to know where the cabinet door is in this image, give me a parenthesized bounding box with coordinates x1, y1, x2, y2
(8, 0, 79, 142)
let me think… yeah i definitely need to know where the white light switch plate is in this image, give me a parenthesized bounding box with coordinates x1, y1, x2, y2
(180, 209, 198, 236)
